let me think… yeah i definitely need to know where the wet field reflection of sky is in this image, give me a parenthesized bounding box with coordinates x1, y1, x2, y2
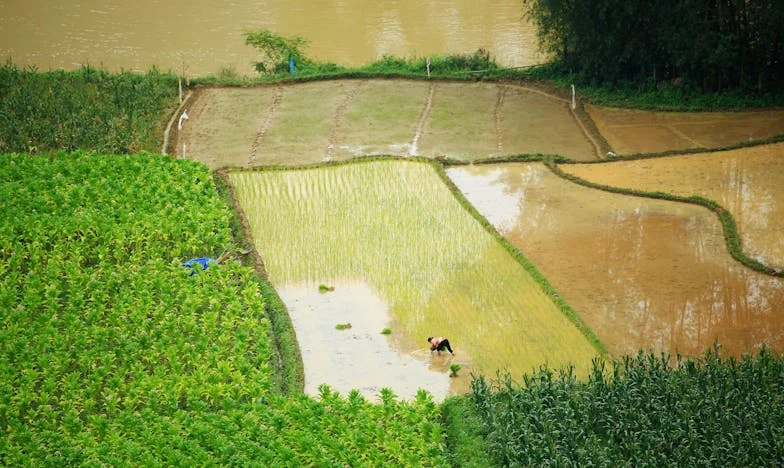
(448, 163, 784, 358)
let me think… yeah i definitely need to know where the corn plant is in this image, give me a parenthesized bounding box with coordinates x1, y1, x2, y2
(469, 346, 784, 466)
(0, 64, 178, 153)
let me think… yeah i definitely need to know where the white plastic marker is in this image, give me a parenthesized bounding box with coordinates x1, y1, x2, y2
(426, 56, 431, 78)
(571, 84, 576, 109)
(178, 109, 189, 130)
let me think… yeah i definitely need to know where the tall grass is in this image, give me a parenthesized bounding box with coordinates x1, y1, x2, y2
(0, 63, 178, 153)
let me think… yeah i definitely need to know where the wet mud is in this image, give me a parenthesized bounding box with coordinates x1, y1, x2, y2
(587, 105, 784, 155)
(178, 80, 597, 167)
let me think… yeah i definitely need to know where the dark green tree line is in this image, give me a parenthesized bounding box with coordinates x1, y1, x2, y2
(524, 0, 784, 93)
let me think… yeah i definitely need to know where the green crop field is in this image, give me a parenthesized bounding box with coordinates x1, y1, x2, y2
(0, 153, 447, 465)
(0, 64, 178, 154)
(3, 66, 784, 466)
(230, 160, 601, 381)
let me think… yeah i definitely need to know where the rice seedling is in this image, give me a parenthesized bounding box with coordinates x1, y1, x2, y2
(230, 160, 600, 380)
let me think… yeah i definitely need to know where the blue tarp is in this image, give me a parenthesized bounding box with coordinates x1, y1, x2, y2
(183, 257, 217, 273)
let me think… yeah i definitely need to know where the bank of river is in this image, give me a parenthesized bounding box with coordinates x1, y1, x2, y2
(0, 0, 543, 75)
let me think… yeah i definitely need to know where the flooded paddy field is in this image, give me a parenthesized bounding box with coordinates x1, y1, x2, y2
(175, 80, 596, 168)
(230, 160, 600, 400)
(564, 143, 784, 270)
(586, 104, 784, 155)
(448, 163, 784, 358)
(0, 0, 543, 76)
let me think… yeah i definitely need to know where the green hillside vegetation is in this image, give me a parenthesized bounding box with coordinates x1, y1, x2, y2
(2, 67, 784, 465)
(523, 0, 784, 107)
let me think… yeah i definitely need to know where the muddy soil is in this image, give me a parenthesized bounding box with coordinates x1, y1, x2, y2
(176, 80, 598, 168)
(586, 105, 784, 155)
(278, 282, 469, 401)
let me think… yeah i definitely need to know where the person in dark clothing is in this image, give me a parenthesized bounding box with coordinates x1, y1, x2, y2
(427, 336, 455, 356)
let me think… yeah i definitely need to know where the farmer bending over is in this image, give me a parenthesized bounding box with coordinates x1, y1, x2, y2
(427, 336, 455, 356)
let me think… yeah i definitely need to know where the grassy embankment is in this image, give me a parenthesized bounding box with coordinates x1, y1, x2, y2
(195, 49, 784, 111)
(2, 64, 784, 465)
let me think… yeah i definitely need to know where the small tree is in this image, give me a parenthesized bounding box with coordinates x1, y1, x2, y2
(243, 29, 309, 74)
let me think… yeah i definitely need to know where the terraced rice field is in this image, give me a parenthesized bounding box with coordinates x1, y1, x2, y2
(230, 161, 600, 399)
(586, 104, 784, 155)
(563, 143, 784, 270)
(186, 80, 784, 397)
(449, 163, 784, 358)
(174, 80, 599, 168)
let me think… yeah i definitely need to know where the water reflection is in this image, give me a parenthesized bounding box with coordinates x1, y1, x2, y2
(448, 163, 784, 358)
(277, 281, 457, 401)
(565, 144, 784, 270)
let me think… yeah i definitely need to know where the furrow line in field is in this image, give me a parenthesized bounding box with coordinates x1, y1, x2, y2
(494, 86, 507, 155)
(326, 81, 363, 159)
(248, 85, 285, 167)
(410, 82, 436, 156)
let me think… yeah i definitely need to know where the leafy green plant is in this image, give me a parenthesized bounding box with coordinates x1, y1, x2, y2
(469, 346, 784, 465)
(335, 323, 352, 330)
(449, 364, 462, 377)
(381, 328, 392, 335)
(244, 29, 310, 75)
(0, 152, 449, 465)
(318, 284, 335, 292)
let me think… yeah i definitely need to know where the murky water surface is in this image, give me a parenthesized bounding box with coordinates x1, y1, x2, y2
(448, 163, 784, 358)
(564, 144, 784, 270)
(277, 282, 459, 401)
(0, 0, 543, 75)
(230, 161, 599, 398)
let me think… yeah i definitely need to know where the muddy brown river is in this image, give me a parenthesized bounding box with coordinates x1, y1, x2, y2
(448, 163, 784, 358)
(0, 0, 543, 75)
